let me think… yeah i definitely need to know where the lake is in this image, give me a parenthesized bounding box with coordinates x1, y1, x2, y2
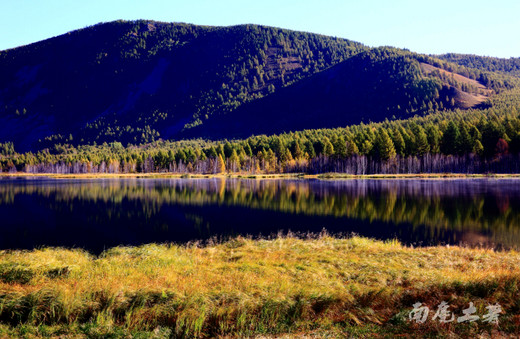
(0, 177, 519, 253)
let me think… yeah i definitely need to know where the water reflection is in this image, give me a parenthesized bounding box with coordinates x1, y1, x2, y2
(0, 178, 519, 253)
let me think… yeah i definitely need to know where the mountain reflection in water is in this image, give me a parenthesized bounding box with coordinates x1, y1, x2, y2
(0, 178, 519, 253)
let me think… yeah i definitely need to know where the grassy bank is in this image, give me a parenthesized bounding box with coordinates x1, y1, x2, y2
(0, 236, 519, 338)
(2, 172, 520, 180)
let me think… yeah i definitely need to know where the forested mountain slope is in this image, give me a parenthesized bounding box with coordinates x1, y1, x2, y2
(0, 20, 517, 151)
(0, 20, 363, 150)
(184, 48, 501, 139)
(438, 53, 520, 77)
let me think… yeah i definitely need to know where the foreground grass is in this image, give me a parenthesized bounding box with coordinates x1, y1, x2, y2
(0, 236, 519, 338)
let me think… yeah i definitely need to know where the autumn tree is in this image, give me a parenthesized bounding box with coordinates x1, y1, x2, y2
(216, 154, 226, 173)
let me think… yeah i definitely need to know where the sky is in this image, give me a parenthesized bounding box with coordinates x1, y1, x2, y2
(1, 0, 519, 58)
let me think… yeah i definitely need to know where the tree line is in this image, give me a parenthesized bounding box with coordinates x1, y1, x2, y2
(2, 88, 520, 175)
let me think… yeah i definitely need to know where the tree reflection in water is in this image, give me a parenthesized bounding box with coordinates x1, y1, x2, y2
(0, 178, 519, 253)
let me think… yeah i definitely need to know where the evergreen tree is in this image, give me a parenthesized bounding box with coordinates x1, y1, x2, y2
(412, 124, 430, 156)
(346, 139, 359, 156)
(458, 123, 473, 155)
(270, 136, 284, 157)
(175, 149, 187, 164)
(167, 150, 175, 164)
(206, 146, 218, 159)
(243, 143, 253, 157)
(481, 121, 503, 158)
(333, 136, 347, 159)
(303, 140, 316, 158)
(217, 144, 225, 158)
(400, 127, 415, 156)
(425, 124, 440, 154)
(440, 121, 460, 155)
(322, 138, 334, 157)
(473, 140, 484, 155)
(373, 128, 396, 160)
(313, 140, 324, 155)
(292, 141, 304, 159)
(224, 142, 234, 158)
(390, 128, 406, 156)
(360, 140, 373, 155)
(469, 126, 482, 142)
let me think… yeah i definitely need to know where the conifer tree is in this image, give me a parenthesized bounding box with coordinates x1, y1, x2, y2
(332, 136, 347, 159)
(458, 123, 473, 155)
(323, 138, 335, 157)
(441, 121, 461, 155)
(292, 141, 304, 159)
(425, 124, 441, 154)
(346, 140, 359, 157)
(373, 128, 396, 160)
(390, 128, 406, 156)
(303, 140, 316, 158)
(473, 140, 484, 155)
(224, 142, 234, 158)
(413, 125, 430, 156)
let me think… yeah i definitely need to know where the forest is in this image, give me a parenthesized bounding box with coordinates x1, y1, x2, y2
(2, 87, 520, 175)
(439, 53, 520, 77)
(1, 20, 520, 175)
(1, 20, 519, 151)
(0, 20, 364, 149)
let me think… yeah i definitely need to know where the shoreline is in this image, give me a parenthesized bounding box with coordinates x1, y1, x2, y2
(2, 172, 520, 180)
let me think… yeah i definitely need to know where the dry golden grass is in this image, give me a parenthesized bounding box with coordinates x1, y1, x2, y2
(0, 236, 519, 337)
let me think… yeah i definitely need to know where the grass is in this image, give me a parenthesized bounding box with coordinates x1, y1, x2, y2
(0, 235, 519, 338)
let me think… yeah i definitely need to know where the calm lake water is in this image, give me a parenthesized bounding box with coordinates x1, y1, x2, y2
(0, 177, 519, 253)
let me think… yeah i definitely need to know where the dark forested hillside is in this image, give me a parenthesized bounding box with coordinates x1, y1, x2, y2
(0, 20, 363, 150)
(183, 48, 497, 139)
(0, 20, 517, 152)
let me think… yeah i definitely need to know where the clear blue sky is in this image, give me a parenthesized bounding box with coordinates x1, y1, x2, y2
(1, 0, 519, 58)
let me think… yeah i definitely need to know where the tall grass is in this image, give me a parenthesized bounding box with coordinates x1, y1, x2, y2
(0, 235, 519, 337)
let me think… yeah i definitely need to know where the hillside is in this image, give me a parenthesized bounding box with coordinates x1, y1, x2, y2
(438, 53, 520, 77)
(183, 48, 496, 139)
(0, 20, 363, 151)
(0, 20, 515, 151)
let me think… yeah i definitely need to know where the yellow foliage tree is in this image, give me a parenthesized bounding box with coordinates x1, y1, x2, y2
(216, 154, 226, 173)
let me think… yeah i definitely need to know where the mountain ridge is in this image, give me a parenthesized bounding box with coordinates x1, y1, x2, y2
(0, 20, 517, 151)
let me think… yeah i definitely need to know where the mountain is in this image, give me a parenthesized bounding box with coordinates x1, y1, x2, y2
(0, 20, 516, 151)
